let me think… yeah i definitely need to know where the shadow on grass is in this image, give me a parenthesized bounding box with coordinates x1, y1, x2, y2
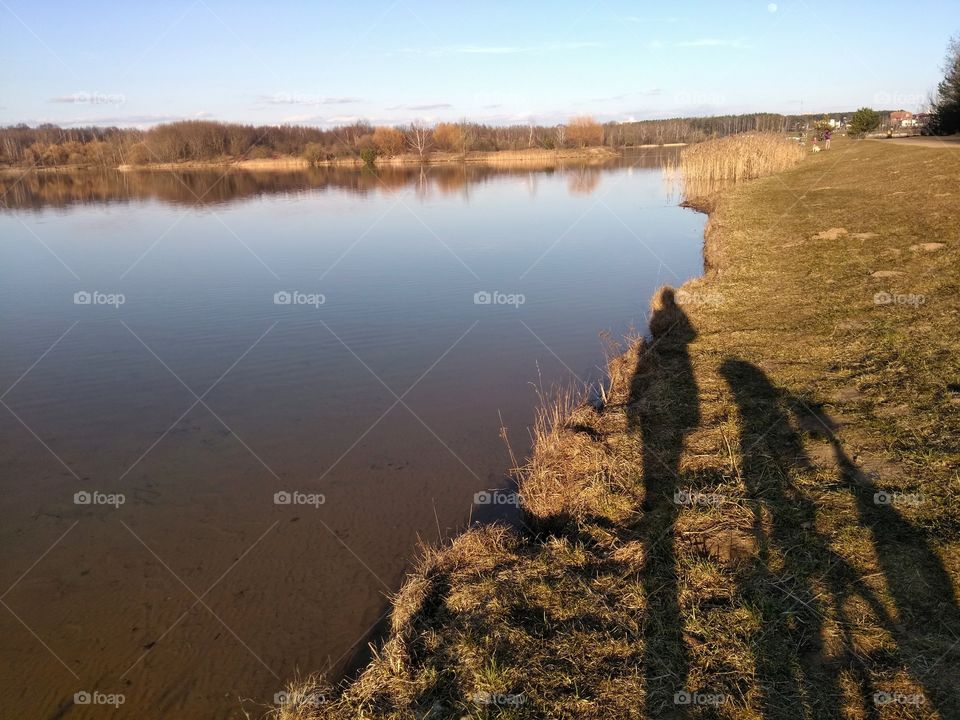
(629, 288, 699, 715)
(721, 359, 959, 719)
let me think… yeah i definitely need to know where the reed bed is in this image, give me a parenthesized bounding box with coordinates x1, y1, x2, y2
(337, 146, 618, 168)
(664, 131, 804, 201)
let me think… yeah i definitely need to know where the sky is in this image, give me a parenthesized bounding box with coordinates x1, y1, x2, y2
(0, 0, 954, 128)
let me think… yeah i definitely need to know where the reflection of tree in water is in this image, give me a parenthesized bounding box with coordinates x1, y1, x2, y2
(0, 151, 683, 211)
(566, 166, 602, 196)
(430, 166, 469, 198)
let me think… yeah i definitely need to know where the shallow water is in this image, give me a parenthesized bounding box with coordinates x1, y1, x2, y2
(0, 152, 705, 718)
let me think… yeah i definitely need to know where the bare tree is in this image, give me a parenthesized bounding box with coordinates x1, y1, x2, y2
(406, 123, 432, 161)
(554, 124, 566, 148)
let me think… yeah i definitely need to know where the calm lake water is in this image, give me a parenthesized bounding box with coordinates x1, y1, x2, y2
(0, 152, 704, 719)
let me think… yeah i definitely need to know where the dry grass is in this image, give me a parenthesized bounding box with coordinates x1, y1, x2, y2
(273, 136, 960, 719)
(665, 132, 805, 202)
(116, 156, 310, 171)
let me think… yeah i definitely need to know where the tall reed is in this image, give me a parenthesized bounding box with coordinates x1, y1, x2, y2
(664, 132, 805, 201)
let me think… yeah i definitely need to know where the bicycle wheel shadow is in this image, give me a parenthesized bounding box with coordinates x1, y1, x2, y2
(721, 358, 959, 718)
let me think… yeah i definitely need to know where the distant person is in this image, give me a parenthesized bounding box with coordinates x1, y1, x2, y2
(824, 129, 832, 149)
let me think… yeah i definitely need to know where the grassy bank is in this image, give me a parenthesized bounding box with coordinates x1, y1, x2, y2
(275, 137, 959, 719)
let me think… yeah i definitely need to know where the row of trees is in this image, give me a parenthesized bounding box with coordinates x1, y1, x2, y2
(0, 109, 909, 169)
(0, 117, 610, 167)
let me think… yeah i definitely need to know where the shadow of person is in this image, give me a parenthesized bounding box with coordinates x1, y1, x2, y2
(722, 359, 960, 718)
(721, 359, 847, 718)
(629, 287, 699, 715)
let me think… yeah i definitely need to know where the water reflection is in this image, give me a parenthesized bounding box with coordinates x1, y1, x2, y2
(0, 150, 679, 211)
(567, 166, 603, 196)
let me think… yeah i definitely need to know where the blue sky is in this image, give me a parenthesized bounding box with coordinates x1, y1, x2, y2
(0, 0, 954, 128)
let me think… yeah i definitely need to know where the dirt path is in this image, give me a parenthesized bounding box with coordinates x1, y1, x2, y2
(871, 135, 960, 148)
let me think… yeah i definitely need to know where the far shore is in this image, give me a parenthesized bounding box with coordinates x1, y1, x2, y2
(116, 146, 623, 171)
(0, 144, 688, 175)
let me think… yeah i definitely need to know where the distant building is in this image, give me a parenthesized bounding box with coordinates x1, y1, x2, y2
(889, 110, 914, 128)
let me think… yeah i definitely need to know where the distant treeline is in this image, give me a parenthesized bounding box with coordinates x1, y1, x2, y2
(0, 111, 890, 168)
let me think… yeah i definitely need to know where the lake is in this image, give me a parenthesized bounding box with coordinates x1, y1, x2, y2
(0, 152, 705, 718)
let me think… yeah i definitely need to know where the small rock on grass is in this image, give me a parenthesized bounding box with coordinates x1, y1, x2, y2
(832, 386, 865, 403)
(806, 443, 839, 470)
(875, 403, 911, 418)
(812, 227, 848, 241)
(703, 528, 759, 566)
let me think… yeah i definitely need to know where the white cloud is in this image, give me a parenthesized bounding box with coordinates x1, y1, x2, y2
(582, 89, 664, 104)
(279, 114, 368, 126)
(385, 103, 453, 111)
(54, 114, 181, 127)
(258, 94, 362, 106)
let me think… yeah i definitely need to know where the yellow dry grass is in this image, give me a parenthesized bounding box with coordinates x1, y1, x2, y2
(665, 132, 805, 202)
